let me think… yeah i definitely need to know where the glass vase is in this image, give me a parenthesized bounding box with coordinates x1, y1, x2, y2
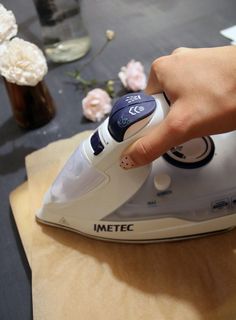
(33, 0, 91, 63)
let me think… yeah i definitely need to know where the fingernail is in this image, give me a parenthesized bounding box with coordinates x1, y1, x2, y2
(120, 155, 135, 170)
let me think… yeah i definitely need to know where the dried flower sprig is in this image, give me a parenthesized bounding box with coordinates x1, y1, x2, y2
(70, 29, 147, 122)
(68, 29, 117, 95)
(79, 58, 147, 122)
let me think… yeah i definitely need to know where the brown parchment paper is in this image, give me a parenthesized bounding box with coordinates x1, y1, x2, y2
(10, 182, 32, 266)
(10, 131, 236, 320)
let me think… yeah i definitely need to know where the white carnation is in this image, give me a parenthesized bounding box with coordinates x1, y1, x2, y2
(118, 59, 147, 91)
(0, 37, 48, 86)
(0, 3, 18, 43)
(0, 42, 8, 59)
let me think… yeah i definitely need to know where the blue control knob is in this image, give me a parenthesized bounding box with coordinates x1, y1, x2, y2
(108, 92, 156, 142)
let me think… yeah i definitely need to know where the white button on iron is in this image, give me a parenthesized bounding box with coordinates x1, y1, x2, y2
(154, 173, 171, 191)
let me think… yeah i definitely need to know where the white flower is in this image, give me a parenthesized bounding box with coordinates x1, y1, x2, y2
(82, 88, 112, 122)
(0, 37, 48, 86)
(0, 4, 18, 43)
(0, 42, 8, 59)
(118, 59, 147, 91)
(106, 30, 115, 41)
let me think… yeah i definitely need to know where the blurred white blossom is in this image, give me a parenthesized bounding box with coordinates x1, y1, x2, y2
(0, 3, 17, 43)
(118, 59, 147, 91)
(0, 38, 48, 86)
(82, 88, 112, 122)
(106, 30, 115, 41)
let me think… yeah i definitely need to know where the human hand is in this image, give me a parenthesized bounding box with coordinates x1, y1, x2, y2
(120, 46, 236, 169)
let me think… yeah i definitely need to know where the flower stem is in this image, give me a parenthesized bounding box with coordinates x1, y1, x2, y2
(78, 39, 110, 73)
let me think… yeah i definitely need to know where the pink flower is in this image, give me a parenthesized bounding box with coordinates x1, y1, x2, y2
(118, 59, 147, 91)
(82, 88, 112, 122)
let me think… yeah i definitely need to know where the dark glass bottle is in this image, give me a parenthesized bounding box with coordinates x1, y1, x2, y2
(4, 79, 56, 129)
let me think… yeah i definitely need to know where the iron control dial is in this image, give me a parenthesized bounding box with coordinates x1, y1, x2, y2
(108, 92, 157, 142)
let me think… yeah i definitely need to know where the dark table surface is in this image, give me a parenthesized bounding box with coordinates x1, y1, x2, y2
(0, 0, 235, 319)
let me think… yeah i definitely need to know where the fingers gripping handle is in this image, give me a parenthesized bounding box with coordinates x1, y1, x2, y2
(87, 92, 169, 168)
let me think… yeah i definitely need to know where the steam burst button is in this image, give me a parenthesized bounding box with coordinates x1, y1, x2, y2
(109, 92, 155, 118)
(108, 94, 156, 142)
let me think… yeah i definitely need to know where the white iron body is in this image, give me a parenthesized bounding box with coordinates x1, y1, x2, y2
(37, 93, 236, 243)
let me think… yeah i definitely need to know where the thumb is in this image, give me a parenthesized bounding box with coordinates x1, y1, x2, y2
(119, 107, 187, 169)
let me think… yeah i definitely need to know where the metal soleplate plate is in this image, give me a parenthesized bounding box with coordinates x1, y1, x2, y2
(36, 217, 235, 244)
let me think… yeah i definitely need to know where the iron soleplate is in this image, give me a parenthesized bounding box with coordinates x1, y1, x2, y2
(36, 217, 235, 244)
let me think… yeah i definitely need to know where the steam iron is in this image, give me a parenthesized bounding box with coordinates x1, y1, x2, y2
(37, 92, 236, 243)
